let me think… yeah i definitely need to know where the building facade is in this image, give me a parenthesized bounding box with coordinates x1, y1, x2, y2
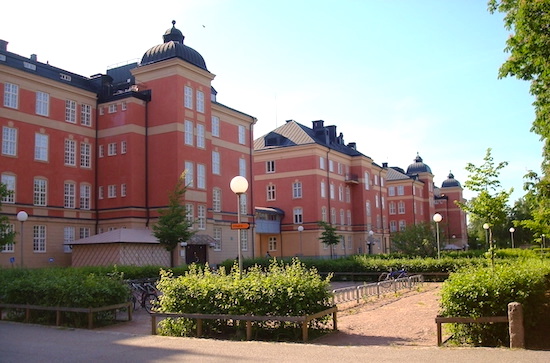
(0, 22, 256, 268)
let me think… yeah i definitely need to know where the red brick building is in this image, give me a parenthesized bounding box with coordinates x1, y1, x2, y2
(0, 22, 255, 268)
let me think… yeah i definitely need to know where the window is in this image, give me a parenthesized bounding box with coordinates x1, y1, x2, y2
(365, 172, 370, 190)
(366, 201, 371, 217)
(389, 202, 396, 215)
(34, 133, 48, 161)
(108, 104, 117, 113)
(4, 83, 18, 108)
(212, 151, 220, 174)
(80, 184, 91, 210)
(397, 185, 405, 195)
(121, 101, 127, 111)
(33, 178, 47, 206)
(329, 160, 334, 172)
(184, 86, 193, 109)
(241, 230, 248, 251)
(98, 186, 104, 200)
(64, 139, 76, 166)
(2, 126, 17, 156)
(121, 183, 127, 197)
(398, 201, 405, 214)
(239, 158, 246, 178)
(320, 181, 326, 198)
(108, 185, 117, 198)
(197, 164, 206, 189)
(197, 205, 206, 230)
(382, 196, 385, 210)
(399, 220, 406, 231)
(266, 160, 275, 173)
(80, 142, 91, 168)
(64, 227, 74, 253)
(330, 184, 335, 199)
(184, 120, 194, 146)
(185, 161, 194, 187)
(331, 208, 336, 224)
(79, 227, 90, 239)
(108, 143, 117, 156)
(268, 236, 277, 251)
(293, 207, 303, 224)
(238, 125, 246, 145)
(36, 91, 49, 116)
(196, 90, 204, 113)
(99, 106, 104, 115)
(65, 100, 76, 123)
(340, 209, 345, 225)
(267, 184, 276, 201)
(213, 227, 222, 251)
(185, 203, 194, 224)
(293, 181, 302, 199)
(196, 124, 205, 148)
(319, 156, 325, 170)
(374, 174, 379, 186)
(64, 182, 76, 208)
(346, 186, 351, 203)
(338, 163, 343, 175)
(338, 185, 343, 201)
(388, 186, 395, 196)
(1, 224, 14, 252)
(321, 207, 327, 222)
(213, 188, 221, 212)
(80, 103, 92, 126)
(240, 193, 247, 214)
(121, 141, 127, 154)
(347, 210, 352, 226)
(211, 116, 220, 137)
(390, 220, 397, 232)
(1, 174, 15, 203)
(99, 145, 104, 158)
(33, 225, 47, 252)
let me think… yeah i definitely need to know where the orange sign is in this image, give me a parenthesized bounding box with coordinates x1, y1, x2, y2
(231, 223, 250, 230)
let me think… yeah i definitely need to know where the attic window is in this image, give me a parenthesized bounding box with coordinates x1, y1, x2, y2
(265, 136, 279, 146)
(60, 73, 72, 81)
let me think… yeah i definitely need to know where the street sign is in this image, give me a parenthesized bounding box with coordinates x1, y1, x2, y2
(231, 223, 250, 230)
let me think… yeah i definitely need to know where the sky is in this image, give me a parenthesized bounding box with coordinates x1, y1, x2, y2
(1, 0, 541, 204)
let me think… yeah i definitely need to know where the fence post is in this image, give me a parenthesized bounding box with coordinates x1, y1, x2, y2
(508, 302, 524, 349)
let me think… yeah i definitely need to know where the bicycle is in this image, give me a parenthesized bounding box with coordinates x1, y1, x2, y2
(128, 279, 159, 313)
(378, 268, 407, 288)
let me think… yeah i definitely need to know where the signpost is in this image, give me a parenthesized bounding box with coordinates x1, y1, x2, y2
(231, 223, 250, 230)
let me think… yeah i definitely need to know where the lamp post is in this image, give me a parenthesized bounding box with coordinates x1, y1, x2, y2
(433, 213, 442, 259)
(367, 230, 374, 255)
(16, 211, 28, 268)
(297, 225, 304, 256)
(230, 176, 248, 273)
(509, 227, 515, 248)
(483, 223, 490, 248)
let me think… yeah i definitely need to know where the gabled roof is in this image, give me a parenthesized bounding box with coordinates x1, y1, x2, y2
(68, 228, 215, 246)
(386, 167, 412, 181)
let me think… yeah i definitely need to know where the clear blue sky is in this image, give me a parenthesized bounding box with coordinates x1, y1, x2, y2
(2, 0, 541, 204)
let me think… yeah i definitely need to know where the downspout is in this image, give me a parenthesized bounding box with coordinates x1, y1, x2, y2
(249, 117, 257, 257)
(94, 103, 99, 234)
(326, 147, 332, 257)
(379, 167, 385, 254)
(144, 92, 151, 227)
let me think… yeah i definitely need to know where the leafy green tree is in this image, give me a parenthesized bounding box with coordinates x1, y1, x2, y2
(517, 171, 550, 246)
(0, 183, 15, 247)
(318, 221, 340, 259)
(457, 148, 512, 263)
(152, 174, 195, 267)
(390, 222, 437, 257)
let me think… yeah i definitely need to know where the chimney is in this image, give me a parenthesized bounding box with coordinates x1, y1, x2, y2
(382, 162, 388, 168)
(0, 40, 8, 52)
(348, 142, 356, 150)
(30, 54, 37, 61)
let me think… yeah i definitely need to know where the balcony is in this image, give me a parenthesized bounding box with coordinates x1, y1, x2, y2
(345, 173, 359, 184)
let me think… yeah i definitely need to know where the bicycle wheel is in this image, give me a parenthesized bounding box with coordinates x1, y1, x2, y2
(143, 293, 158, 313)
(378, 272, 391, 287)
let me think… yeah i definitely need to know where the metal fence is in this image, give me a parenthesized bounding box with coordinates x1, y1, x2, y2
(331, 274, 424, 305)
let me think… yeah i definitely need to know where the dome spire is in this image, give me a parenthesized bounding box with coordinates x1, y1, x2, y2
(163, 20, 184, 44)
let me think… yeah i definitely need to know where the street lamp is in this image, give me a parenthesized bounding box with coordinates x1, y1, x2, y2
(367, 230, 374, 255)
(483, 223, 490, 248)
(433, 213, 442, 259)
(509, 227, 515, 248)
(16, 211, 28, 268)
(297, 225, 304, 256)
(230, 176, 249, 273)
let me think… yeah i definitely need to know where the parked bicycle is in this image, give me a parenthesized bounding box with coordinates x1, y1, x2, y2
(378, 268, 408, 287)
(128, 279, 159, 313)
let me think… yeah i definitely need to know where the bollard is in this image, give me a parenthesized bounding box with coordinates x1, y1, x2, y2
(508, 302, 524, 349)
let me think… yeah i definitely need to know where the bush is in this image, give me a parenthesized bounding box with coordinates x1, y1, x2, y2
(155, 259, 333, 339)
(440, 260, 550, 346)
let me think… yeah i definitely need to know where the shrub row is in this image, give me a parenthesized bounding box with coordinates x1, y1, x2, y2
(439, 259, 550, 346)
(155, 259, 333, 338)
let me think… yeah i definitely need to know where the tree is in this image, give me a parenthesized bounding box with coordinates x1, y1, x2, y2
(516, 170, 550, 245)
(318, 221, 340, 259)
(0, 183, 16, 247)
(457, 149, 512, 265)
(152, 174, 195, 267)
(390, 223, 437, 257)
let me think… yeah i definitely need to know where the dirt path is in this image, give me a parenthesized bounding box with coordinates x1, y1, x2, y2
(314, 283, 442, 346)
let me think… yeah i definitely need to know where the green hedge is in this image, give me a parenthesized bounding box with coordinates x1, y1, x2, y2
(155, 259, 333, 339)
(440, 259, 550, 346)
